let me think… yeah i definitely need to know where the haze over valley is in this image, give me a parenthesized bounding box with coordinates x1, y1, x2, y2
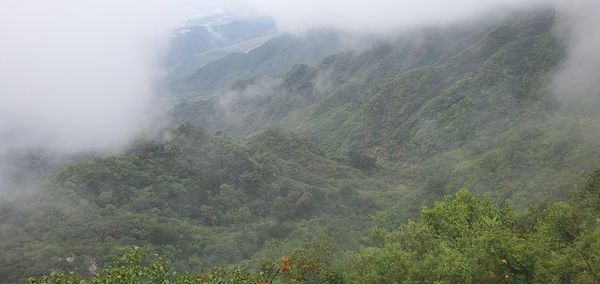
(2, 1, 600, 283)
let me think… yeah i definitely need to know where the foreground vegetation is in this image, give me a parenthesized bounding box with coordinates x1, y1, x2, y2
(29, 169, 600, 283)
(0, 125, 403, 282)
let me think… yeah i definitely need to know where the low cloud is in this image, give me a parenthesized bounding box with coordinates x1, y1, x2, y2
(0, 0, 598, 192)
(0, 0, 218, 152)
(1, 0, 597, 153)
(231, 0, 600, 98)
(550, 0, 600, 98)
(0, 0, 217, 193)
(234, 0, 547, 33)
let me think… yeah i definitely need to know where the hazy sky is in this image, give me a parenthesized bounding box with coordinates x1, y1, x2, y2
(236, 0, 547, 32)
(0, 0, 597, 154)
(0, 0, 206, 152)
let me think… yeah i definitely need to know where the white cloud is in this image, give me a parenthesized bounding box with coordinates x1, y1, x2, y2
(234, 0, 550, 33)
(550, 0, 600, 97)
(0, 0, 216, 152)
(0, 0, 597, 156)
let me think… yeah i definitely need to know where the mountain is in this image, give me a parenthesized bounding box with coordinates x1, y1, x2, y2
(171, 31, 368, 98)
(7, 7, 600, 283)
(29, 175, 600, 283)
(0, 125, 405, 282)
(174, 10, 598, 207)
(167, 16, 278, 80)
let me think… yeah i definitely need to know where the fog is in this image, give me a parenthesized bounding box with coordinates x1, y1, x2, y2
(0, 0, 598, 191)
(551, 0, 600, 98)
(0, 0, 204, 152)
(235, 0, 545, 33)
(0, 0, 216, 191)
(1, 0, 596, 152)
(237, 0, 600, 99)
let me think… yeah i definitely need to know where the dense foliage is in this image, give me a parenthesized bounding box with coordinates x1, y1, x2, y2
(0, 125, 401, 282)
(29, 170, 600, 283)
(174, 10, 600, 209)
(338, 170, 600, 283)
(5, 7, 600, 284)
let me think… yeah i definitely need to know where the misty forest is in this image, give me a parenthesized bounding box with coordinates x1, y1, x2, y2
(2, 1, 600, 283)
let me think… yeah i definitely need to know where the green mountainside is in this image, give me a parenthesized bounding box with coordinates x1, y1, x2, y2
(26, 171, 600, 283)
(172, 32, 361, 98)
(5, 8, 600, 283)
(175, 10, 600, 208)
(0, 125, 402, 282)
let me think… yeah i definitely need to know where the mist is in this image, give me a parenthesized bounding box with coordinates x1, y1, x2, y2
(1, 0, 597, 152)
(235, 0, 600, 99)
(235, 0, 546, 33)
(551, 0, 600, 98)
(2, 1, 600, 281)
(0, 0, 220, 192)
(0, 1, 195, 152)
(1, 0, 598, 192)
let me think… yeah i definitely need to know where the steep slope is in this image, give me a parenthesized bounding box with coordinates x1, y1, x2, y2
(8, 7, 600, 283)
(172, 31, 365, 98)
(173, 10, 600, 206)
(167, 16, 278, 80)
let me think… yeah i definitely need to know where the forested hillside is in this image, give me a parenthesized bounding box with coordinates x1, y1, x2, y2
(175, 10, 600, 208)
(172, 31, 362, 98)
(0, 125, 403, 282)
(5, 6, 600, 284)
(29, 170, 600, 283)
(166, 16, 279, 81)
